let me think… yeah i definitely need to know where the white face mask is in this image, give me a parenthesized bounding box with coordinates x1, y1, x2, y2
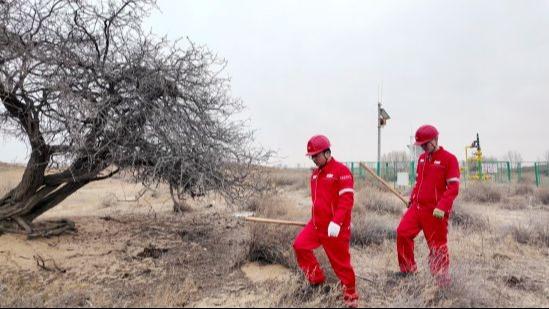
(421, 140, 438, 153)
(311, 151, 330, 167)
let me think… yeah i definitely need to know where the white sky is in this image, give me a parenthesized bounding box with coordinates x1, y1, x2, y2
(2, 0, 549, 167)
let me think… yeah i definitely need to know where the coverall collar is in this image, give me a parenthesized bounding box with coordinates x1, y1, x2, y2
(427, 146, 444, 157)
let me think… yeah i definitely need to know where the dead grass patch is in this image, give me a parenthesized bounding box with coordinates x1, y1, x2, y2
(502, 219, 549, 247)
(460, 182, 503, 204)
(356, 187, 403, 216)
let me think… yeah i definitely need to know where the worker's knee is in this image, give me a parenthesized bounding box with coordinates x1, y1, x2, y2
(396, 225, 407, 238)
(293, 239, 304, 252)
(396, 225, 416, 240)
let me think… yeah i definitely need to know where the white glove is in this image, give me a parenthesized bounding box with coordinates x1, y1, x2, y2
(327, 221, 341, 238)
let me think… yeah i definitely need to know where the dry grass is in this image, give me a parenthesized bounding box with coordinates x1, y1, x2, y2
(247, 222, 299, 269)
(512, 184, 535, 196)
(501, 219, 549, 247)
(460, 182, 503, 204)
(246, 195, 303, 269)
(385, 262, 500, 307)
(267, 168, 310, 192)
(1, 164, 549, 308)
(101, 193, 118, 208)
(451, 202, 489, 231)
(499, 196, 532, 210)
(356, 187, 404, 216)
(351, 204, 397, 246)
(351, 215, 396, 247)
(243, 196, 262, 212)
(535, 188, 549, 206)
(274, 279, 342, 308)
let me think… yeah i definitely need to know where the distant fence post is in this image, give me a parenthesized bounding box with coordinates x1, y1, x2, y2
(409, 161, 416, 186)
(535, 162, 541, 187)
(506, 161, 511, 182)
(393, 162, 397, 186)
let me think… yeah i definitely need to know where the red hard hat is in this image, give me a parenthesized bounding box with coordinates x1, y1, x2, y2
(306, 135, 331, 156)
(415, 125, 439, 145)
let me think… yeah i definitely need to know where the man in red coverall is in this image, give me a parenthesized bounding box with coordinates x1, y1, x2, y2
(396, 125, 460, 287)
(293, 135, 359, 308)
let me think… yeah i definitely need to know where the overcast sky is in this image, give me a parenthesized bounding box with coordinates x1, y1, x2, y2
(2, 0, 549, 167)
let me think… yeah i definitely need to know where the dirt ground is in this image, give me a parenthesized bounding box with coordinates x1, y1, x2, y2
(0, 166, 305, 307)
(0, 165, 548, 307)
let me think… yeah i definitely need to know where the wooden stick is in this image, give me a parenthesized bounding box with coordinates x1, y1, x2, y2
(244, 216, 306, 227)
(359, 162, 409, 207)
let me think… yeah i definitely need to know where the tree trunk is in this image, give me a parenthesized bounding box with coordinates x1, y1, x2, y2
(0, 154, 103, 238)
(0, 179, 89, 237)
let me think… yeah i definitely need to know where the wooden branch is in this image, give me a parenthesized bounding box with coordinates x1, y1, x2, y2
(44, 167, 118, 186)
(359, 162, 409, 207)
(33, 254, 66, 273)
(244, 216, 306, 227)
(13, 216, 32, 234)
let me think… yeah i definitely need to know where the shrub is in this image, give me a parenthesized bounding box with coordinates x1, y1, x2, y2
(460, 182, 503, 204)
(356, 188, 403, 216)
(502, 219, 549, 247)
(535, 188, 549, 205)
(451, 202, 489, 231)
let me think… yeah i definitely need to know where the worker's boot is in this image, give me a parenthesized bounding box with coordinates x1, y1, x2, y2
(391, 271, 417, 279)
(297, 280, 327, 301)
(343, 286, 359, 308)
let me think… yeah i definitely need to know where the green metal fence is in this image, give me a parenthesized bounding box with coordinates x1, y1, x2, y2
(345, 161, 416, 187)
(345, 161, 549, 187)
(461, 161, 512, 183)
(535, 162, 549, 187)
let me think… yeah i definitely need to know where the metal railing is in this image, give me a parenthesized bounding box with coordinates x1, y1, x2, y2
(345, 161, 549, 187)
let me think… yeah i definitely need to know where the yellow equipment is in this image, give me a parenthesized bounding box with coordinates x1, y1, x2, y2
(464, 133, 490, 181)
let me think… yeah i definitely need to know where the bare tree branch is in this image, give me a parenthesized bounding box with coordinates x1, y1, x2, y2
(0, 0, 271, 236)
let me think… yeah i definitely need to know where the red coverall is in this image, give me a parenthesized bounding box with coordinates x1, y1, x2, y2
(293, 158, 358, 300)
(396, 146, 460, 285)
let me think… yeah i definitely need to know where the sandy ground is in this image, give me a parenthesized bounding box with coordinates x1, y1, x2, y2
(0, 166, 302, 307)
(1, 165, 548, 307)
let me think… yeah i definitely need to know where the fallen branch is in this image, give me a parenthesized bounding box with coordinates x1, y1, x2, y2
(27, 219, 76, 239)
(13, 216, 32, 234)
(33, 254, 67, 273)
(66, 250, 115, 259)
(356, 275, 375, 284)
(359, 162, 409, 206)
(244, 216, 306, 227)
(99, 216, 128, 224)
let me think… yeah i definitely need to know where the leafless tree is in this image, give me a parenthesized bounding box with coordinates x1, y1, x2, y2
(0, 0, 270, 237)
(379, 150, 410, 181)
(381, 150, 410, 163)
(502, 150, 523, 169)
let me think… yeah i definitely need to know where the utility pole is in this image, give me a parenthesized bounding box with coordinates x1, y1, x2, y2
(377, 100, 381, 175)
(377, 86, 390, 176)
